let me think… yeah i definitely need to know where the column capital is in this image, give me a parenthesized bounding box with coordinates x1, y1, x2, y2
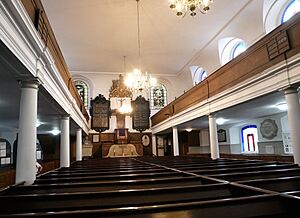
(208, 113, 216, 118)
(18, 77, 41, 89)
(283, 86, 298, 95)
(61, 114, 70, 120)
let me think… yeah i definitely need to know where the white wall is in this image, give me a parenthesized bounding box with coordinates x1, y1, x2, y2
(72, 71, 192, 107)
(0, 131, 17, 147)
(190, 112, 288, 155)
(228, 112, 287, 155)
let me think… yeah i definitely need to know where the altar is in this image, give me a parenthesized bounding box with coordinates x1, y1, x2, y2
(105, 144, 139, 158)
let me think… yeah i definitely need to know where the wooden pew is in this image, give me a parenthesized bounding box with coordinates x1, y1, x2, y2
(4, 176, 216, 194)
(0, 183, 283, 216)
(1, 157, 300, 217)
(238, 175, 300, 192)
(208, 167, 300, 182)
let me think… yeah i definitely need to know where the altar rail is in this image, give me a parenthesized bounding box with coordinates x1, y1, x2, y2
(151, 13, 300, 127)
(20, 0, 89, 122)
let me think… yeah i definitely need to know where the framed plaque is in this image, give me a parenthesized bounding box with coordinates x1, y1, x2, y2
(131, 95, 150, 132)
(260, 119, 278, 140)
(142, 134, 150, 146)
(91, 94, 111, 132)
(92, 134, 100, 143)
(217, 129, 226, 142)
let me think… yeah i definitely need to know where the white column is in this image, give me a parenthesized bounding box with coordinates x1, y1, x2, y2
(16, 80, 39, 185)
(284, 88, 300, 165)
(152, 134, 157, 156)
(60, 116, 70, 168)
(172, 126, 179, 156)
(76, 128, 82, 161)
(209, 114, 220, 160)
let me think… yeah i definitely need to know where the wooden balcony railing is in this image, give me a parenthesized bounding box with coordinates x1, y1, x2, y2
(152, 13, 300, 127)
(21, 0, 89, 122)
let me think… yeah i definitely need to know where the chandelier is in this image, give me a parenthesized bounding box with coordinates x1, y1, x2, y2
(124, 69, 156, 93)
(124, 0, 156, 94)
(169, 0, 213, 17)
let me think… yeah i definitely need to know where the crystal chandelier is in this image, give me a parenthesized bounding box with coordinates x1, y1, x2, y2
(124, 0, 156, 94)
(169, 0, 213, 17)
(124, 69, 156, 93)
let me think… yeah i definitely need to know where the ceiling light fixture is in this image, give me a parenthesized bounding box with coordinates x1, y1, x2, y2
(216, 118, 226, 125)
(169, 0, 213, 17)
(50, 129, 61, 135)
(124, 0, 156, 95)
(186, 128, 193, 132)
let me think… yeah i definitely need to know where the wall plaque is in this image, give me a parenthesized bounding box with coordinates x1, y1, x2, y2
(142, 134, 150, 146)
(131, 95, 150, 132)
(91, 94, 110, 132)
(260, 119, 278, 140)
(217, 129, 226, 142)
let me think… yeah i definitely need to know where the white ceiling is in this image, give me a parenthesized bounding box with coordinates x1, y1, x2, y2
(41, 0, 264, 76)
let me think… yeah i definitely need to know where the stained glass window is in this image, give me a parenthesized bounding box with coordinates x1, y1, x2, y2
(74, 80, 89, 109)
(150, 84, 167, 110)
(282, 0, 300, 23)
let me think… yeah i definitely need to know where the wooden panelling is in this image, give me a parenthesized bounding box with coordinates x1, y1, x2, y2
(99, 133, 115, 143)
(173, 81, 209, 114)
(207, 46, 270, 97)
(151, 104, 174, 126)
(0, 168, 15, 189)
(0, 160, 59, 189)
(152, 13, 300, 127)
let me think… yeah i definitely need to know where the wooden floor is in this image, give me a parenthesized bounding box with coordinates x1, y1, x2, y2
(0, 156, 300, 217)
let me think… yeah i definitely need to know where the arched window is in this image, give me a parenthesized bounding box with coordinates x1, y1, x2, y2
(218, 38, 247, 66)
(264, 0, 300, 33)
(281, 0, 300, 23)
(231, 42, 246, 59)
(74, 80, 89, 109)
(190, 66, 207, 85)
(150, 84, 167, 110)
(241, 125, 259, 153)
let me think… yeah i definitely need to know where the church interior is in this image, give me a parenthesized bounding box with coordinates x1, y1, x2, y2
(1, 0, 300, 217)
